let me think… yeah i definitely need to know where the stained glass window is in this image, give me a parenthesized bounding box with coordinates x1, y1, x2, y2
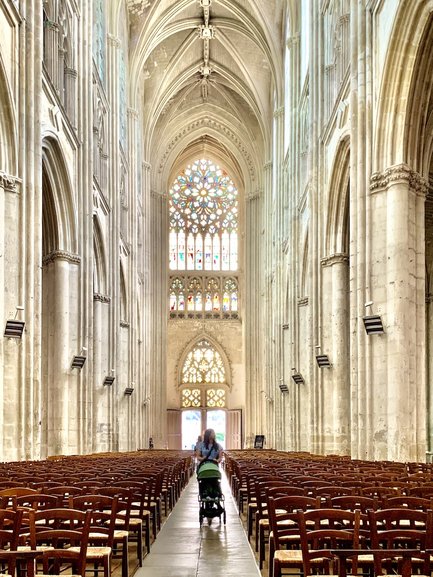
(169, 276, 239, 318)
(181, 388, 201, 408)
(182, 340, 225, 384)
(206, 389, 226, 408)
(169, 160, 238, 271)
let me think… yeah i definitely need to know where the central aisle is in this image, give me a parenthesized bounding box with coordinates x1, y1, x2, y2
(136, 469, 261, 577)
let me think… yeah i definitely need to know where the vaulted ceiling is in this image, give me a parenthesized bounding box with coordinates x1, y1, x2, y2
(127, 0, 285, 193)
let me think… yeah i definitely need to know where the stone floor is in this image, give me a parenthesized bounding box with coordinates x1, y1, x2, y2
(135, 471, 261, 577)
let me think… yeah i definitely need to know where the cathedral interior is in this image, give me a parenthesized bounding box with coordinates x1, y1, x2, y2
(0, 0, 432, 464)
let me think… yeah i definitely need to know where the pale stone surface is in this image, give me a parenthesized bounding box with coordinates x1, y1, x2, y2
(0, 0, 431, 462)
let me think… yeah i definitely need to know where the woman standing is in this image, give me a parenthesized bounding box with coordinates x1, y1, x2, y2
(195, 428, 222, 466)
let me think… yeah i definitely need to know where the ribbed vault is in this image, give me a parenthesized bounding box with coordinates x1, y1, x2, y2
(127, 0, 285, 189)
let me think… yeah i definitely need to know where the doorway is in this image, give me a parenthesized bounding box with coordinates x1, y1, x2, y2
(181, 409, 226, 450)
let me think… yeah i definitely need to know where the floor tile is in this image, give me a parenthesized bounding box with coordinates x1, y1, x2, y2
(135, 467, 261, 577)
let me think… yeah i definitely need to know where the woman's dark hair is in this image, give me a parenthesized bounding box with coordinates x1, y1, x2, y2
(203, 428, 218, 450)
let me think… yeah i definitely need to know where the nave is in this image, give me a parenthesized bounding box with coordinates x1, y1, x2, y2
(137, 469, 260, 577)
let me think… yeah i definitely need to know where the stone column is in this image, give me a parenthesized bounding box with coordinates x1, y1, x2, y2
(0, 174, 22, 460)
(272, 106, 285, 450)
(64, 67, 77, 127)
(107, 32, 121, 450)
(369, 165, 427, 461)
(41, 251, 80, 456)
(43, 20, 59, 87)
(149, 189, 168, 448)
(142, 161, 152, 444)
(321, 254, 350, 454)
(127, 106, 139, 450)
(349, 0, 371, 459)
(92, 294, 112, 452)
(284, 33, 300, 452)
(244, 189, 262, 447)
(262, 160, 273, 447)
(308, 0, 323, 454)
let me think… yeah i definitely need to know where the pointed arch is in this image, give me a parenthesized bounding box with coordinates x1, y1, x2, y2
(0, 51, 17, 175)
(42, 136, 78, 256)
(374, 1, 433, 170)
(404, 11, 433, 174)
(177, 335, 232, 389)
(120, 261, 128, 322)
(300, 228, 309, 299)
(93, 215, 107, 295)
(325, 136, 350, 256)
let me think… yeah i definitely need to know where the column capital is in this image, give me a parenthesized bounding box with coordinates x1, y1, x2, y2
(127, 107, 139, 119)
(287, 34, 300, 49)
(151, 189, 166, 200)
(64, 67, 78, 79)
(107, 33, 121, 48)
(93, 292, 111, 303)
(247, 188, 262, 201)
(0, 172, 21, 193)
(264, 161, 273, 171)
(273, 107, 284, 119)
(321, 253, 349, 267)
(142, 161, 151, 171)
(42, 250, 81, 266)
(370, 164, 428, 197)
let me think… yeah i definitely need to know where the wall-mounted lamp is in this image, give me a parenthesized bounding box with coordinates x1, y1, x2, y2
(103, 369, 115, 386)
(124, 387, 134, 396)
(4, 306, 25, 338)
(71, 347, 87, 370)
(316, 355, 331, 367)
(291, 368, 305, 385)
(363, 301, 384, 335)
(279, 379, 289, 393)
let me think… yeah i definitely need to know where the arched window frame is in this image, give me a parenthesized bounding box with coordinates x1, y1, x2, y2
(178, 337, 231, 408)
(168, 159, 240, 320)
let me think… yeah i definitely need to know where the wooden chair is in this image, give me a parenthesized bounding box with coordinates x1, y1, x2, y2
(95, 487, 142, 567)
(331, 548, 429, 577)
(68, 495, 119, 577)
(267, 495, 320, 577)
(48, 486, 83, 507)
(0, 508, 23, 576)
(385, 495, 433, 511)
(297, 508, 361, 577)
(15, 494, 61, 511)
(254, 481, 297, 568)
(33, 509, 92, 577)
(368, 508, 433, 576)
(329, 494, 378, 513)
(0, 488, 40, 511)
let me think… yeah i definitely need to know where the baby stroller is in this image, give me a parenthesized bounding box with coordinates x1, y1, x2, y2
(197, 461, 226, 526)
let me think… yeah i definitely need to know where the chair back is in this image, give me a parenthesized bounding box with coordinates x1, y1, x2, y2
(297, 508, 361, 576)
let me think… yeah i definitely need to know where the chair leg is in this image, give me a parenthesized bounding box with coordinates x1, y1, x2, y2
(120, 536, 129, 577)
(268, 538, 274, 577)
(144, 516, 151, 554)
(259, 525, 266, 569)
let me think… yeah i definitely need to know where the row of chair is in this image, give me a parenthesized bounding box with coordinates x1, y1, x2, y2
(0, 450, 193, 577)
(224, 450, 433, 576)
